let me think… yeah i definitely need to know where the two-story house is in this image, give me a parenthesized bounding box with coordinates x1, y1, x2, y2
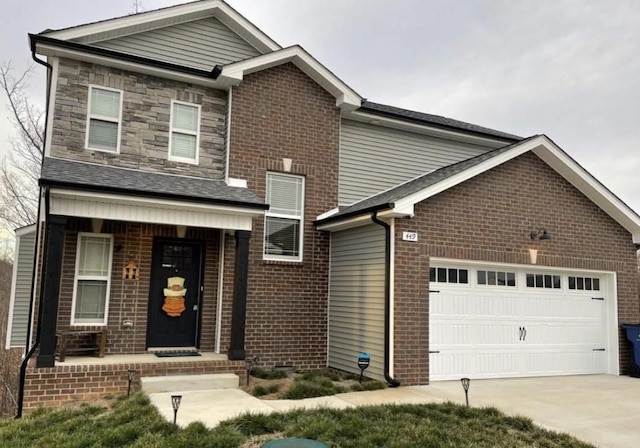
(5, 0, 640, 414)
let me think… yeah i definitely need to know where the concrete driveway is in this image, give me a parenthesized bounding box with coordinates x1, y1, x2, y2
(418, 375, 640, 448)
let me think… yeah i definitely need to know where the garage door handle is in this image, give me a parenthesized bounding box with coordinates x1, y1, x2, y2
(519, 326, 523, 341)
(523, 327, 527, 341)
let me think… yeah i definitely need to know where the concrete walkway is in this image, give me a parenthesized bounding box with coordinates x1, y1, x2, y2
(149, 374, 640, 448)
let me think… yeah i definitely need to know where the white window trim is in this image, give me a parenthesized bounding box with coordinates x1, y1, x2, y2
(168, 100, 201, 165)
(263, 172, 305, 262)
(85, 85, 123, 154)
(70, 233, 114, 326)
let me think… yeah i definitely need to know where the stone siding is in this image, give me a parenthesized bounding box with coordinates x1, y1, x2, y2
(51, 58, 227, 179)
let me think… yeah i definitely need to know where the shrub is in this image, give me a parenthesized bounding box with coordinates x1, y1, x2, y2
(252, 384, 280, 397)
(350, 381, 386, 392)
(282, 381, 346, 400)
(250, 367, 288, 380)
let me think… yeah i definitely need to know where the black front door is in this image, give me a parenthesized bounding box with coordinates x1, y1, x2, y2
(147, 239, 203, 348)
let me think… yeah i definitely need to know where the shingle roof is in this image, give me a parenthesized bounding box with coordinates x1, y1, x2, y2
(40, 158, 267, 209)
(359, 102, 523, 142)
(319, 136, 539, 223)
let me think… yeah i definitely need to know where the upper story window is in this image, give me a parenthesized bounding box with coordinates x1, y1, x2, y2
(86, 86, 122, 153)
(477, 270, 516, 287)
(169, 101, 200, 164)
(429, 267, 468, 284)
(72, 233, 114, 326)
(264, 173, 304, 261)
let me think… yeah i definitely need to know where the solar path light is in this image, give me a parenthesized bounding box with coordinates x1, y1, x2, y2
(460, 378, 471, 407)
(171, 395, 182, 426)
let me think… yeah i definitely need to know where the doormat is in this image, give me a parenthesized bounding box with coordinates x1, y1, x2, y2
(154, 351, 201, 358)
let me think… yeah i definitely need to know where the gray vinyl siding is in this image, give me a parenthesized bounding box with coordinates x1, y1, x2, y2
(8, 228, 36, 348)
(328, 224, 385, 381)
(339, 120, 494, 205)
(93, 17, 261, 70)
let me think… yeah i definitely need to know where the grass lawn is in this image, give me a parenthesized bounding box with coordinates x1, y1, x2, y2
(0, 393, 596, 448)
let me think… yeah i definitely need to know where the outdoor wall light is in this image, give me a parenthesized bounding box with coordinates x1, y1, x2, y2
(127, 369, 137, 397)
(171, 395, 182, 426)
(530, 228, 552, 240)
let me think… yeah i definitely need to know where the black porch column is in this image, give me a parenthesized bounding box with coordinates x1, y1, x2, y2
(228, 230, 251, 360)
(36, 215, 67, 368)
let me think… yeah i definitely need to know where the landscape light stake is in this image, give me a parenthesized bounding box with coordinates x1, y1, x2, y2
(127, 369, 137, 397)
(461, 378, 471, 407)
(245, 356, 259, 386)
(171, 395, 182, 427)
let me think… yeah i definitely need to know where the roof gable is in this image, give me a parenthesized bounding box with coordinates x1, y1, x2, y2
(318, 135, 640, 243)
(40, 0, 279, 54)
(92, 16, 261, 70)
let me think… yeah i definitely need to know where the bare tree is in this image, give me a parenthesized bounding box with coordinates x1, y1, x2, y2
(0, 62, 43, 229)
(131, 0, 144, 14)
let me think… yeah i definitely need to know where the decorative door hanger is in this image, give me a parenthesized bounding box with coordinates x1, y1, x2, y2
(162, 276, 187, 317)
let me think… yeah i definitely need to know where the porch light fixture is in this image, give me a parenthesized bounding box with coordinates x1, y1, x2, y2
(460, 378, 471, 407)
(171, 395, 182, 426)
(530, 228, 552, 240)
(127, 369, 137, 397)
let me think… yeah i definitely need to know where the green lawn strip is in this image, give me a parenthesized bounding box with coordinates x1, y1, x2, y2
(0, 394, 595, 448)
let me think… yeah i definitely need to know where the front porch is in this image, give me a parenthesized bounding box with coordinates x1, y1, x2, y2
(23, 352, 245, 413)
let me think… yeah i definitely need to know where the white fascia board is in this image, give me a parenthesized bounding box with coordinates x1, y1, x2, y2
(346, 112, 511, 148)
(15, 224, 37, 238)
(36, 43, 222, 89)
(219, 47, 362, 110)
(531, 137, 640, 244)
(316, 209, 396, 232)
(51, 189, 264, 218)
(41, 0, 280, 53)
(316, 207, 340, 221)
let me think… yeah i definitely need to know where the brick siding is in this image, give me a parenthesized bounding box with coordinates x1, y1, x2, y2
(52, 219, 221, 355)
(22, 358, 244, 414)
(393, 152, 640, 384)
(225, 63, 340, 369)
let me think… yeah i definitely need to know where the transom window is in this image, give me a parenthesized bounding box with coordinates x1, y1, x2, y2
(264, 173, 304, 261)
(526, 273, 561, 289)
(477, 270, 516, 287)
(569, 276, 600, 291)
(169, 101, 200, 164)
(86, 86, 122, 152)
(429, 267, 468, 284)
(72, 234, 114, 325)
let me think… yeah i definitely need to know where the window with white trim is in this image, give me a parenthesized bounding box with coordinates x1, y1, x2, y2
(569, 276, 600, 291)
(429, 267, 468, 284)
(86, 86, 122, 152)
(477, 270, 516, 287)
(264, 173, 304, 261)
(526, 273, 561, 289)
(72, 234, 113, 325)
(169, 101, 200, 164)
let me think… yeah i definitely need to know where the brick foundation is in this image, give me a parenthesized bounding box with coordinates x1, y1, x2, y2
(22, 358, 244, 414)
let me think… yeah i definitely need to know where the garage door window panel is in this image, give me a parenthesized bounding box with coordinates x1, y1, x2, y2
(477, 270, 516, 287)
(430, 267, 468, 284)
(569, 276, 600, 291)
(526, 273, 561, 289)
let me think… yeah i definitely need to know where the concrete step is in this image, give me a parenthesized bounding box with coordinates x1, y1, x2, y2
(141, 373, 239, 393)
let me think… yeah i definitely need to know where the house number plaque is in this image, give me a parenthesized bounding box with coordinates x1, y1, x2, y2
(402, 232, 418, 242)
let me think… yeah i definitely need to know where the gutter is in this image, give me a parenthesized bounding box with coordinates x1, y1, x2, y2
(16, 47, 54, 418)
(30, 34, 221, 80)
(371, 211, 401, 387)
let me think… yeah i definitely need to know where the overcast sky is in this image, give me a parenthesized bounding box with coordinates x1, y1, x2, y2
(1, 0, 639, 213)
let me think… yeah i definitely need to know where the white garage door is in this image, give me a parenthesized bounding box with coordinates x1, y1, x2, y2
(429, 261, 614, 380)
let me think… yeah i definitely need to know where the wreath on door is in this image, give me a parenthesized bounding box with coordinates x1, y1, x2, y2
(162, 276, 187, 317)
